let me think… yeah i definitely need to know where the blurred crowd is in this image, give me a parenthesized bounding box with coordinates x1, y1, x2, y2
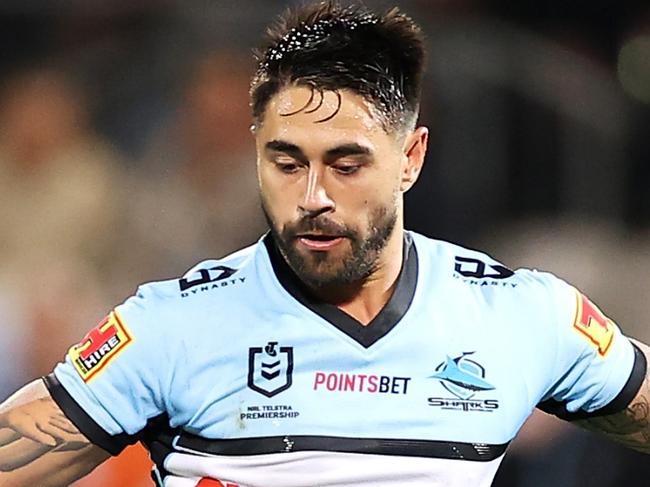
(0, 1, 648, 486)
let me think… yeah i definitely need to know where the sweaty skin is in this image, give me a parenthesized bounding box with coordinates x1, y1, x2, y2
(0, 380, 109, 487)
(2, 79, 650, 487)
(255, 85, 428, 324)
(257, 85, 650, 455)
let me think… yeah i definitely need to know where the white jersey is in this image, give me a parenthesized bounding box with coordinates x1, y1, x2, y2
(47, 231, 645, 487)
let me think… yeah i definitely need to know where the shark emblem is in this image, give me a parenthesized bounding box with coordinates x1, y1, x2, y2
(430, 352, 495, 399)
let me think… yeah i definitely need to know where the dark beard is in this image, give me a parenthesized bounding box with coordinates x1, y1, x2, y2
(261, 201, 397, 292)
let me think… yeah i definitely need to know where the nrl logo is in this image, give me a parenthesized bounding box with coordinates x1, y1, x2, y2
(248, 341, 294, 398)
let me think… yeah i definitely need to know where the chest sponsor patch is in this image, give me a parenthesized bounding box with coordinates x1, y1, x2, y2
(69, 311, 133, 382)
(573, 292, 615, 357)
(196, 479, 240, 487)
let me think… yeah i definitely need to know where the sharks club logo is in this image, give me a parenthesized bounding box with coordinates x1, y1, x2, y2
(431, 352, 495, 399)
(427, 352, 500, 412)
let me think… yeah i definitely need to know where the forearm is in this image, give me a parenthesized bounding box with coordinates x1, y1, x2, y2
(0, 445, 107, 487)
(0, 438, 51, 471)
(0, 380, 47, 415)
(0, 379, 110, 485)
(0, 382, 54, 469)
(575, 338, 650, 453)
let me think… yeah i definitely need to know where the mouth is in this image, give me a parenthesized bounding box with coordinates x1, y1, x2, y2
(295, 234, 346, 251)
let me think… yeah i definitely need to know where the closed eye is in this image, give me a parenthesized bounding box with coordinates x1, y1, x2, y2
(276, 162, 301, 174)
(333, 164, 361, 175)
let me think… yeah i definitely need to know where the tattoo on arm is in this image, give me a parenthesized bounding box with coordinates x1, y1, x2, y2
(0, 381, 110, 486)
(0, 397, 89, 471)
(576, 370, 650, 453)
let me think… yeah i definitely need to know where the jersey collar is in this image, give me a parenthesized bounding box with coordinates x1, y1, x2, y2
(263, 232, 418, 348)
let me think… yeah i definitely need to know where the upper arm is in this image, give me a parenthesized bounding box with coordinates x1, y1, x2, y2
(534, 277, 644, 418)
(574, 338, 650, 453)
(0, 283, 176, 486)
(527, 273, 650, 451)
(0, 379, 110, 487)
(50, 300, 170, 450)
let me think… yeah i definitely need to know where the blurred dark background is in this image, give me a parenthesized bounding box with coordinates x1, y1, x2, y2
(0, 1, 648, 485)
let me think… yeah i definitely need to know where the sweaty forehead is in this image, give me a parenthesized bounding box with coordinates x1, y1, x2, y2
(261, 85, 385, 136)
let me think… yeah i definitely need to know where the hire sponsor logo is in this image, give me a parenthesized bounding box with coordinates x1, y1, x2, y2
(573, 291, 615, 357)
(69, 312, 133, 382)
(179, 265, 246, 298)
(428, 352, 500, 412)
(313, 372, 411, 395)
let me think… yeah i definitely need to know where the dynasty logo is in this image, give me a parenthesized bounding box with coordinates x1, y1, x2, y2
(179, 265, 246, 297)
(453, 256, 517, 289)
(428, 352, 499, 412)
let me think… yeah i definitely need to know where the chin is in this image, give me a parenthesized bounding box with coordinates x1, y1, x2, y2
(292, 256, 346, 285)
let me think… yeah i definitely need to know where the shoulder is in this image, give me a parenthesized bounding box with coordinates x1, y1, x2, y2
(409, 230, 575, 309)
(410, 231, 511, 270)
(116, 240, 262, 323)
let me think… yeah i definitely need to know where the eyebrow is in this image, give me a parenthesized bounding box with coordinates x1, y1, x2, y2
(325, 143, 371, 159)
(265, 140, 372, 162)
(265, 140, 303, 156)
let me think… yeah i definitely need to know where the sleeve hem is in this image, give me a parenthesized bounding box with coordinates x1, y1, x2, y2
(537, 341, 647, 421)
(43, 373, 138, 456)
(596, 341, 647, 415)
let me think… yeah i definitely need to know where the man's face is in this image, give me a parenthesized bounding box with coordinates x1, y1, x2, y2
(255, 85, 420, 290)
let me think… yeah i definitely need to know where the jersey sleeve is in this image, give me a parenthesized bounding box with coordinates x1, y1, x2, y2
(46, 283, 172, 455)
(536, 274, 646, 420)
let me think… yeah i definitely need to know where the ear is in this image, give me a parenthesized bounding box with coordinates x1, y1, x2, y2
(400, 126, 428, 192)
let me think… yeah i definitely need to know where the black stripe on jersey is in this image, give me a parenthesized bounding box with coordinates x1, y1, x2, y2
(175, 432, 508, 462)
(264, 232, 419, 348)
(537, 341, 647, 421)
(44, 373, 180, 462)
(43, 373, 137, 455)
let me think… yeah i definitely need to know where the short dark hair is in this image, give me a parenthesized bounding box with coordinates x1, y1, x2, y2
(250, 1, 425, 133)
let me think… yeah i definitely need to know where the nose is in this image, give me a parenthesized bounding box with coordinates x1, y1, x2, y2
(298, 166, 335, 217)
